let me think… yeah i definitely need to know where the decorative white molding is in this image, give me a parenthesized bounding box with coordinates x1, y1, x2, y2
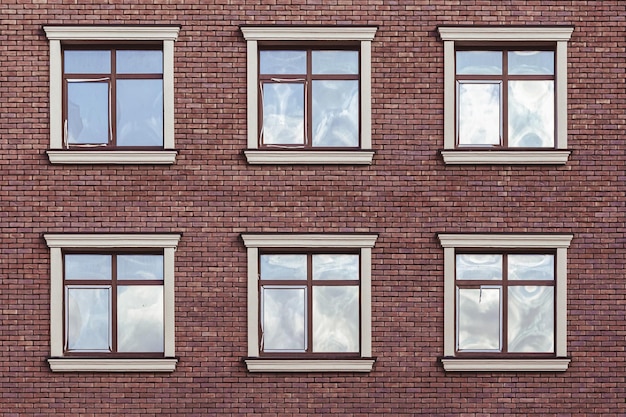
(441, 358, 571, 372)
(244, 359, 375, 373)
(241, 234, 378, 249)
(240, 26, 377, 42)
(440, 150, 571, 165)
(241, 26, 377, 159)
(438, 234, 573, 249)
(44, 234, 181, 249)
(437, 26, 574, 42)
(46, 150, 178, 165)
(244, 150, 375, 165)
(43, 26, 180, 41)
(48, 358, 178, 372)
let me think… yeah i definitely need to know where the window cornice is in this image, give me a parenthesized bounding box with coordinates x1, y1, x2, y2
(240, 26, 377, 41)
(437, 26, 574, 42)
(43, 25, 180, 41)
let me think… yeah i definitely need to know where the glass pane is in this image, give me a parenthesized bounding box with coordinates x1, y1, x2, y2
(508, 80, 554, 147)
(457, 287, 501, 351)
(312, 80, 359, 147)
(508, 51, 554, 75)
(509, 254, 554, 281)
(260, 254, 307, 280)
(457, 82, 501, 146)
(66, 286, 111, 351)
(65, 254, 112, 280)
(261, 287, 306, 352)
(260, 50, 306, 74)
(67, 81, 109, 145)
(116, 50, 163, 74)
(313, 286, 359, 352)
(312, 51, 359, 74)
(118, 255, 163, 280)
(508, 286, 554, 352)
(118, 286, 164, 352)
(116, 79, 163, 146)
(261, 82, 304, 145)
(456, 254, 502, 280)
(456, 51, 502, 75)
(64, 50, 111, 74)
(312, 254, 359, 281)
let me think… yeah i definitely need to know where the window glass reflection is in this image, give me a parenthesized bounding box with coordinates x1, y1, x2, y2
(65, 254, 112, 280)
(261, 83, 305, 145)
(64, 50, 111, 74)
(118, 286, 164, 352)
(312, 254, 359, 281)
(508, 51, 554, 75)
(457, 287, 501, 351)
(66, 286, 111, 351)
(508, 286, 554, 352)
(508, 80, 554, 148)
(509, 254, 554, 281)
(456, 254, 502, 280)
(116, 50, 163, 74)
(457, 82, 501, 146)
(312, 80, 359, 147)
(261, 287, 306, 352)
(261, 254, 307, 280)
(67, 81, 110, 145)
(312, 51, 359, 74)
(456, 51, 502, 75)
(116, 79, 163, 146)
(118, 255, 163, 280)
(313, 286, 359, 352)
(260, 50, 306, 74)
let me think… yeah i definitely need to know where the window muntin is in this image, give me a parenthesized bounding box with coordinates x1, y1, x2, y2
(455, 48, 555, 149)
(455, 252, 555, 355)
(259, 252, 361, 355)
(63, 47, 164, 149)
(63, 252, 165, 356)
(258, 48, 360, 149)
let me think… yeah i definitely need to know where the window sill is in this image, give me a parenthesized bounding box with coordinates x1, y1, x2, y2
(244, 358, 375, 373)
(47, 150, 178, 164)
(244, 150, 375, 165)
(47, 358, 178, 372)
(440, 150, 571, 165)
(441, 358, 571, 372)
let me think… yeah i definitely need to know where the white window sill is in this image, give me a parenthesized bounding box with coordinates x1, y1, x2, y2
(441, 358, 571, 372)
(244, 150, 375, 165)
(244, 358, 375, 372)
(47, 150, 178, 164)
(48, 358, 178, 372)
(441, 150, 571, 165)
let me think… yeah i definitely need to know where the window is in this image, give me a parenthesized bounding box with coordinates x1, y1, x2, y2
(241, 26, 377, 164)
(44, 26, 179, 164)
(438, 234, 573, 372)
(44, 234, 181, 372)
(437, 26, 573, 165)
(241, 234, 377, 372)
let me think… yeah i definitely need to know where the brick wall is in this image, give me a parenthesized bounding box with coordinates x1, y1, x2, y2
(0, 0, 625, 415)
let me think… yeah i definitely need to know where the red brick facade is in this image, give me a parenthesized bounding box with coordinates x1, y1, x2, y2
(1, 1, 625, 415)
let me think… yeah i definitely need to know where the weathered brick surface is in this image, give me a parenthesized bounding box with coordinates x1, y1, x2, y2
(1, 0, 625, 415)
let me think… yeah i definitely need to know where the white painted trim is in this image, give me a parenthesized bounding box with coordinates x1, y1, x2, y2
(240, 26, 377, 42)
(437, 26, 573, 164)
(244, 150, 374, 165)
(438, 233, 572, 371)
(47, 150, 178, 164)
(240, 26, 377, 161)
(44, 234, 180, 372)
(437, 26, 573, 42)
(48, 358, 178, 372)
(44, 26, 179, 164)
(438, 234, 573, 249)
(245, 359, 375, 372)
(441, 358, 570, 372)
(440, 150, 571, 165)
(242, 233, 377, 368)
(241, 234, 378, 248)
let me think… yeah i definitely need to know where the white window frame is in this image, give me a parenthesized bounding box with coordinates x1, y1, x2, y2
(240, 26, 377, 165)
(44, 233, 181, 372)
(241, 233, 377, 372)
(43, 26, 180, 164)
(437, 26, 574, 165)
(437, 233, 573, 372)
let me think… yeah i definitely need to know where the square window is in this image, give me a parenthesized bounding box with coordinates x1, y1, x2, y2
(44, 234, 181, 372)
(44, 26, 179, 164)
(241, 26, 377, 165)
(438, 26, 573, 165)
(438, 234, 573, 372)
(241, 234, 377, 372)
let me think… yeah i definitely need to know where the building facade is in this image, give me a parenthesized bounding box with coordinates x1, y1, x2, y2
(1, 0, 625, 415)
